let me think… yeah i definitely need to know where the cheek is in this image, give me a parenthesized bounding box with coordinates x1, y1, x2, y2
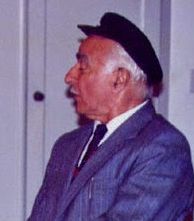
(78, 75, 112, 104)
(79, 75, 95, 94)
(79, 80, 93, 96)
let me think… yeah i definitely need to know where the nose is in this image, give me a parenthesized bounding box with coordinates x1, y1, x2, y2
(65, 64, 78, 85)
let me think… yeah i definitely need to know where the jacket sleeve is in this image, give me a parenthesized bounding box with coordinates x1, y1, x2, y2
(94, 136, 194, 221)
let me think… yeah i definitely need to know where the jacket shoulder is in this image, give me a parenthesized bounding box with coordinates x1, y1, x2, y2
(152, 114, 190, 147)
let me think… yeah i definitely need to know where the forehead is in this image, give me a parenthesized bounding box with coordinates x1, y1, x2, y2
(78, 36, 118, 58)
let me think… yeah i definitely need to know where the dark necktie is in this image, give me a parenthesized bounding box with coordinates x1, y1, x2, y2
(79, 123, 107, 169)
(72, 124, 107, 180)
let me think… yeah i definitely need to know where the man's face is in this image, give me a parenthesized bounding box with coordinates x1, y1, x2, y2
(65, 36, 117, 122)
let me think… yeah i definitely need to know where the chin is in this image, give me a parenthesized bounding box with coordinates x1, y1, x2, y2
(76, 107, 94, 120)
(76, 105, 86, 115)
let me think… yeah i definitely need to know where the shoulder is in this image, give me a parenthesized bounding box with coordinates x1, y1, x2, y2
(136, 113, 193, 176)
(140, 113, 191, 162)
(150, 114, 190, 148)
(132, 102, 190, 154)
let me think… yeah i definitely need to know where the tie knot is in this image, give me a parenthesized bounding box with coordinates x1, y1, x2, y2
(92, 124, 107, 147)
(94, 123, 107, 137)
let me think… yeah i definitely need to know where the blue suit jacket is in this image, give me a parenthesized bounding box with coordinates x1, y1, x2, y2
(28, 101, 194, 221)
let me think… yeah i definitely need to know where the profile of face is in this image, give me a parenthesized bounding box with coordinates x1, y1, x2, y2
(65, 36, 119, 122)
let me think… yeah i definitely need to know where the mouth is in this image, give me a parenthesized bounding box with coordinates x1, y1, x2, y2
(68, 86, 81, 101)
(70, 87, 79, 96)
(67, 86, 77, 96)
(66, 86, 78, 99)
(66, 87, 81, 109)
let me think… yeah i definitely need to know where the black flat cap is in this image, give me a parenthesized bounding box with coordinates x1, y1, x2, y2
(78, 12, 163, 86)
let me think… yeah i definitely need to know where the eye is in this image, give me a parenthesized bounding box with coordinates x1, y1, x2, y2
(79, 62, 87, 70)
(76, 53, 89, 71)
(78, 62, 87, 74)
(79, 67, 84, 72)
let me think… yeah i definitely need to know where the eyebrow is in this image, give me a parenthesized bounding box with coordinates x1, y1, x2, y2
(76, 53, 87, 60)
(76, 53, 89, 68)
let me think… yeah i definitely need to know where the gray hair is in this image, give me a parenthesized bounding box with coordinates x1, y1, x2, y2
(114, 44, 147, 82)
(104, 43, 151, 98)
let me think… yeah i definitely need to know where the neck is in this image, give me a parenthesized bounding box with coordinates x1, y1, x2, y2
(86, 99, 147, 124)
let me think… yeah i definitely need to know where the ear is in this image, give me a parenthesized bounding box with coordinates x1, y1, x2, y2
(112, 68, 130, 92)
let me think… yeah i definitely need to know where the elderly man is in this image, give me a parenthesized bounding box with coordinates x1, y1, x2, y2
(28, 12, 194, 221)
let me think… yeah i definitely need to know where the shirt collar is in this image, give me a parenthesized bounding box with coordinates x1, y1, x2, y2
(93, 100, 148, 144)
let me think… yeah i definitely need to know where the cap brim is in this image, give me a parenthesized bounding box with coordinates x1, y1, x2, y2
(77, 25, 102, 36)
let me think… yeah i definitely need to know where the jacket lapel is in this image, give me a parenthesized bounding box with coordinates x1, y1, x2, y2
(56, 100, 156, 220)
(61, 124, 93, 190)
